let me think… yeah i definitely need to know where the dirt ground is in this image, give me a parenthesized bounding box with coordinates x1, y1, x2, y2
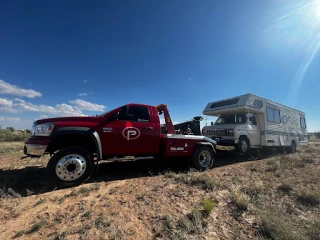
(0, 142, 319, 240)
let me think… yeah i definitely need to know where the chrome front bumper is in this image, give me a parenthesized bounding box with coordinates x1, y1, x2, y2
(24, 144, 47, 156)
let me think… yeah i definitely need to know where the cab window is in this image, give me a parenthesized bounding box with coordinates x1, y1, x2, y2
(249, 116, 257, 125)
(126, 106, 150, 122)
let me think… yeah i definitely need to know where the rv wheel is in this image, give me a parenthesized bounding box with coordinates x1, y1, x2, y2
(287, 141, 296, 154)
(236, 136, 250, 155)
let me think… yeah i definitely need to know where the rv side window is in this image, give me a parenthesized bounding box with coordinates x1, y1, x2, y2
(254, 100, 263, 108)
(267, 107, 281, 123)
(282, 115, 288, 123)
(300, 117, 306, 129)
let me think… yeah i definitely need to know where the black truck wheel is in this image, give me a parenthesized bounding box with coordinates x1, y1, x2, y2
(46, 146, 94, 187)
(191, 146, 214, 170)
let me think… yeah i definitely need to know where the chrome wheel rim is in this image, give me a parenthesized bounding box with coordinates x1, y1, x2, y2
(199, 150, 211, 167)
(241, 140, 248, 151)
(55, 154, 87, 181)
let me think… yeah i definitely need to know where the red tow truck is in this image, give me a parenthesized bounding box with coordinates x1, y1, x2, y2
(23, 103, 217, 187)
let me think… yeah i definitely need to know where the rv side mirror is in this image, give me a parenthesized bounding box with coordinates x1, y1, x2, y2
(246, 113, 253, 117)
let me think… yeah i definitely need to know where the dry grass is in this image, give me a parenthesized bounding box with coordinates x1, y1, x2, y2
(0, 142, 319, 240)
(230, 186, 250, 211)
(164, 171, 221, 191)
(0, 141, 24, 154)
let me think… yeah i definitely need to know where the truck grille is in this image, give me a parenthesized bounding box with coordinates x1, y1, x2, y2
(206, 129, 227, 136)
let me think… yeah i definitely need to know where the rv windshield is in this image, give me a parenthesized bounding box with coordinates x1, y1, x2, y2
(215, 114, 247, 124)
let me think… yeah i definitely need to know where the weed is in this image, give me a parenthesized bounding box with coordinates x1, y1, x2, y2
(34, 198, 45, 206)
(155, 208, 207, 239)
(266, 158, 280, 172)
(94, 215, 112, 230)
(13, 230, 25, 238)
(27, 219, 47, 234)
(108, 225, 126, 240)
(242, 180, 265, 197)
(78, 187, 92, 196)
(306, 220, 320, 240)
(91, 182, 100, 191)
(82, 210, 94, 219)
(277, 183, 293, 193)
(257, 210, 304, 240)
(203, 197, 215, 215)
(231, 187, 250, 211)
(169, 172, 220, 191)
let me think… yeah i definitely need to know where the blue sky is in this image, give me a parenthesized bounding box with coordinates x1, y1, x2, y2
(0, 0, 320, 131)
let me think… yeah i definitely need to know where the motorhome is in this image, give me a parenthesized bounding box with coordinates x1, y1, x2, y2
(202, 93, 308, 154)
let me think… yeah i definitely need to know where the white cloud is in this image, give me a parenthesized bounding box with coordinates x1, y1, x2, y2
(69, 99, 106, 111)
(0, 116, 4, 121)
(0, 98, 13, 107)
(7, 98, 85, 116)
(78, 93, 88, 97)
(0, 98, 106, 116)
(0, 98, 15, 112)
(0, 79, 42, 98)
(40, 115, 48, 118)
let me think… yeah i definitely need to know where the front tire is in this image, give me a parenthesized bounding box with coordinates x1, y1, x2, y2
(46, 146, 94, 187)
(236, 136, 250, 155)
(191, 146, 214, 171)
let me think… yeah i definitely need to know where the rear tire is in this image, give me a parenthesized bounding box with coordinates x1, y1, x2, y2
(46, 146, 94, 188)
(286, 141, 296, 154)
(191, 146, 214, 171)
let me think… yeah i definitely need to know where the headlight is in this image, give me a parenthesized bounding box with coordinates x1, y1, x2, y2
(228, 129, 234, 136)
(33, 123, 54, 136)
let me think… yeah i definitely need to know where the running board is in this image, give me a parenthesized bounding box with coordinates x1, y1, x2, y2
(106, 156, 154, 161)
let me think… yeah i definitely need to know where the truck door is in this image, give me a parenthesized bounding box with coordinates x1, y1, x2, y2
(100, 105, 161, 156)
(247, 115, 260, 146)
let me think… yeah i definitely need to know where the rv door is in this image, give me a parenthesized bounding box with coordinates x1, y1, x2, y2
(246, 114, 260, 146)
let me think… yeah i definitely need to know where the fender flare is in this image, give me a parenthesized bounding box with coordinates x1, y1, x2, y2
(51, 127, 102, 160)
(196, 142, 217, 155)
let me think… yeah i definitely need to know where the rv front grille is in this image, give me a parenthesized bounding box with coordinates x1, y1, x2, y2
(206, 129, 228, 136)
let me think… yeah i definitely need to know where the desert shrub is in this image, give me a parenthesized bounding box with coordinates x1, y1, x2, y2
(277, 183, 293, 193)
(203, 197, 215, 215)
(0, 129, 31, 142)
(296, 189, 320, 207)
(231, 187, 250, 211)
(306, 220, 320, 240)
(242, 180, 265, 197)
(167, 172, 220, 191)
(257, 210, 305, 240)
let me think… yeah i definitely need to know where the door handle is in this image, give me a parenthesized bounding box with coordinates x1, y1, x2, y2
(144, 127, 153, 130)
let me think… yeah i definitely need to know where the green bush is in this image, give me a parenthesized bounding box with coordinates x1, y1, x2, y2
(203, 197, 215, 215)
(0, 129, 31, 142)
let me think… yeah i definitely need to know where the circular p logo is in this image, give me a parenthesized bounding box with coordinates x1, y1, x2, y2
(122, 127, 140, 141)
